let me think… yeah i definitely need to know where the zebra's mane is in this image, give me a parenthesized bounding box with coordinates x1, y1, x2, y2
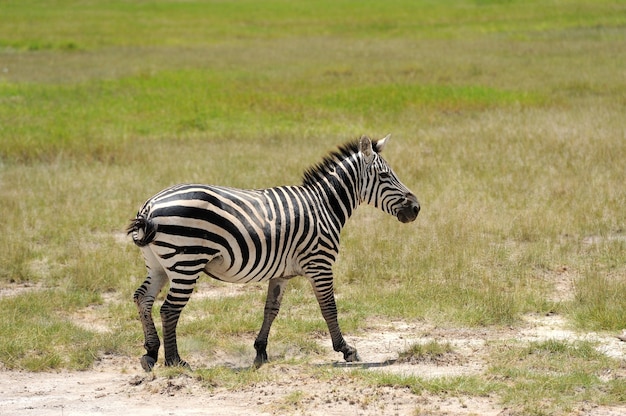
(302, 139, 380, 186)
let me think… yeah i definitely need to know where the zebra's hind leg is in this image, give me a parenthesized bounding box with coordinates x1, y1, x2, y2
(254, 278, 288, 368)
(160, 275, 197, 369)
(134, 269, 168, 372)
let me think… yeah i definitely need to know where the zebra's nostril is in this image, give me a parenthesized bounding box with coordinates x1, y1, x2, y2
(413, 205, 420, 215)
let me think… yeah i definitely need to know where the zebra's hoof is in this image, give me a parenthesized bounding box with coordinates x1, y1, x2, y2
(140, 355, 157, 372)
(343, 348, 361, 363)
(165, 358, 191, 370)
(253, 351, 269, 369)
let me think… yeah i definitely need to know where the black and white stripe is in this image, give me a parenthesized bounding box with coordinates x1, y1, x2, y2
(129, 135, 420, 370)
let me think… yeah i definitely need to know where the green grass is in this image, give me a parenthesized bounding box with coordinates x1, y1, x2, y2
(489, 339, 626, 415)
(0, 69, 544, 163)
(0, 289, 139, 370)
(361, 339, 626, 415)
(571, 267, 626, 331)
(1, 0, 625, 413)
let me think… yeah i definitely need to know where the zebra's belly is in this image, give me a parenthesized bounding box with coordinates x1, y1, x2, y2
(203, 256, 299, 284)
(149, 229, 303, 283)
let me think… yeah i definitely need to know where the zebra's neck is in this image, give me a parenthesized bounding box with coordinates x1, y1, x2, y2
(302, 154, 362, 229)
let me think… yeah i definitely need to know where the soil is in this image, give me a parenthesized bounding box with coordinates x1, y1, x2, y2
(1, 283, 626, 416)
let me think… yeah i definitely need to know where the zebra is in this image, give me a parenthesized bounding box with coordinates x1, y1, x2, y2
(128, 135, 420, 371)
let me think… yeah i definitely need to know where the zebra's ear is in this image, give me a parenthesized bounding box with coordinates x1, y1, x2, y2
(375, 134, 391, 153)
(359, 135, 375, 164)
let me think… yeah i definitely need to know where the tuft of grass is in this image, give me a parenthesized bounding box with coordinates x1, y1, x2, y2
(283, 390, 306, 406)
(362, 370, 497, 397)
(194, 365, 270, 390)
(569, 263, 626, 331)
(397, 340, 454, 363)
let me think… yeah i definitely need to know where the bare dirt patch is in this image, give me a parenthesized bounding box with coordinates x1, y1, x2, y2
(0, 282, 45, 299)
(0, 353, 497, 416)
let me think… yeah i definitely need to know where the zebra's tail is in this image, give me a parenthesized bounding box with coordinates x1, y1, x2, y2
(127, 213, 158, 247)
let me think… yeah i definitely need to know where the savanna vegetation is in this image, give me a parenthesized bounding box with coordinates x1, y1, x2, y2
(1, 1, 625, 414)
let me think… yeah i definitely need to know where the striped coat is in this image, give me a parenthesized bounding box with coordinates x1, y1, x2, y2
(129, 135, 420, 370)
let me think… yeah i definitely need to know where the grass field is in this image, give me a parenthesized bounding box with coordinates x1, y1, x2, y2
(1, 1, 625, 414)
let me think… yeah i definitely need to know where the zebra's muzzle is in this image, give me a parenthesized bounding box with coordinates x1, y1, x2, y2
(397, 194, 420, 223)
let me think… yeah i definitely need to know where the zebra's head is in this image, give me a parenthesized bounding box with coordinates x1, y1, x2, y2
(358, 135, 420, 223)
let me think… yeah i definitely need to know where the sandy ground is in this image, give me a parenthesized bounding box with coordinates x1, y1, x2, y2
(2, 283, 626, 415)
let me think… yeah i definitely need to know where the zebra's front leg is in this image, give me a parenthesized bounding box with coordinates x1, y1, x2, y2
(309, 273, 361, 363)
(254, 278, 288, 368)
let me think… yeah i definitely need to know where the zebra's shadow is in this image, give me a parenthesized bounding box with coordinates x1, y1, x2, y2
(205, 357, 399, 372)
(219, 358, 398, 372)
(328, 359, 397, 369)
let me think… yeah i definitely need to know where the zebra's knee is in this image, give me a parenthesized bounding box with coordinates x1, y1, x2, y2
(133, 286, 145, 305)
(134, 279, 158, 307)
(160, 301, 174, 315)
(160, 300, 184, 322)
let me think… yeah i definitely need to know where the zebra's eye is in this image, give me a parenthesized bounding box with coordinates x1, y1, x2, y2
(379, 171, 390, 179)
